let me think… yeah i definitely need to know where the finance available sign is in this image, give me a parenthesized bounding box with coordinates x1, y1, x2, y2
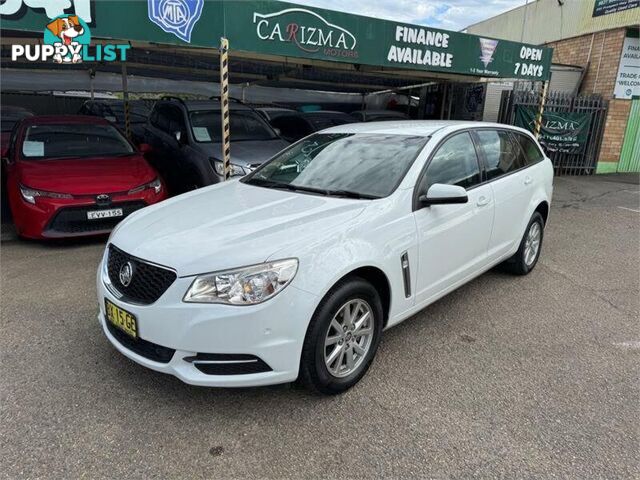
(614, 32, 640, 100)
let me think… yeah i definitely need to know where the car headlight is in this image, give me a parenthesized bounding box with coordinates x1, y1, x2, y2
(128, 178, 162, 195)
(20, 185, 73, 204)
(183, 259, 298, 305)
(211, 158, 246, 177)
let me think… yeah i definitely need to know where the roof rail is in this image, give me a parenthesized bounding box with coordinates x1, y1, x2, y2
(209, 95, 244, 104)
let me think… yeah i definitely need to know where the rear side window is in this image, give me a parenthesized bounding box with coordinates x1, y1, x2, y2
(422, 132, 481, 190)
(271, 116, 314, 141)
(514, 133, 544, 166)
(475, 130, 525, 180)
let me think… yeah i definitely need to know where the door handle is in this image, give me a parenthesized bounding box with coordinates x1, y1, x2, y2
(477, 196, 490, 207)
(524, 176, 533, 185)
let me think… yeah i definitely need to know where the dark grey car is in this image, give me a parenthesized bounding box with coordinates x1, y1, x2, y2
(144, 97, 289, 194)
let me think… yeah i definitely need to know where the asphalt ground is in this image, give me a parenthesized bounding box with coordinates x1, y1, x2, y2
(1, 175, 638, 479)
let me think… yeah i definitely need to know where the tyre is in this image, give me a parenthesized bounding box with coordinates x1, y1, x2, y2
(502, 212, 544, 275)
(299, 277, 383, 395)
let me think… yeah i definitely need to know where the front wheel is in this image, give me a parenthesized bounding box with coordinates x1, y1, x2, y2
(502, 212, 545, 275)
(299, 277, 383, 395)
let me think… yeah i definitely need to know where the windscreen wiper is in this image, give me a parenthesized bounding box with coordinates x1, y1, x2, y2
(324, 190, 379, 200)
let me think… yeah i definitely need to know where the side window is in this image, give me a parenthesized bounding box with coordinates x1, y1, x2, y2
(476, 130, 525, 180)
(421, 132, 481, 191)
(514, 133, 544, 166)
(271, 116, 313, 141)
(165, 106, 186, 136)
(151, 105, 170, 132)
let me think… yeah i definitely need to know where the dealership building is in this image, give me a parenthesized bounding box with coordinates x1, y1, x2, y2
(467, 0, 640, 173)
(4, 0, 637, 174)
(1, 1, 552, 124)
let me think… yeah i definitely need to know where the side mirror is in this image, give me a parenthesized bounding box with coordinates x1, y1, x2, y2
(273, 127, 282, 136)
(419, 183, 468, 207)
(138, 143, 152, 154)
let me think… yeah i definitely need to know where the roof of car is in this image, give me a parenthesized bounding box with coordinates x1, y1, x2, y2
(257, 107, 296, 112)
(159, 99, 255, 112)
(322, 120, 533, 137)
(351, 110, 409, 116)
(19, 115, 112, 126)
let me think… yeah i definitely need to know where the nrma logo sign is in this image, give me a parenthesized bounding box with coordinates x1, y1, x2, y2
(253, 8, 358, 59)
(148, 0, 203, 43)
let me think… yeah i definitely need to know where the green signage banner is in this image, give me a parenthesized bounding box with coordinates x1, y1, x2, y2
(1, 0, 553, 80)
(515, 106, 592, 154)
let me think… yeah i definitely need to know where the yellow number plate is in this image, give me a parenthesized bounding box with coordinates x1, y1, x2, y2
(105, 299, 138, 339)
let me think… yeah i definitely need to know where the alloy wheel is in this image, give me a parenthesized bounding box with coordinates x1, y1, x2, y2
(524, 221, 541, 266)
(323, 299, 374, 378)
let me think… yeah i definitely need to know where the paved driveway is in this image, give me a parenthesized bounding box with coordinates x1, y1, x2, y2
(1, 175, 638, 479)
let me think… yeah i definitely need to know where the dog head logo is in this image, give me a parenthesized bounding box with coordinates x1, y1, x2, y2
(43, 14, 91, 64)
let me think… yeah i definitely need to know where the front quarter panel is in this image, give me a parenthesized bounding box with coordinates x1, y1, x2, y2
(269, 190, 419, 327)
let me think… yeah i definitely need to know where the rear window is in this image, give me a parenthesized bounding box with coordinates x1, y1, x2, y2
(475, 130, 525, 180)
(190, 110, 277, 142)
(514, 133, 545, 165)
(21, 123, 134, 159)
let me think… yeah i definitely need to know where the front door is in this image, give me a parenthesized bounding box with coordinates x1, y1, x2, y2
(413, 132, 494, 305)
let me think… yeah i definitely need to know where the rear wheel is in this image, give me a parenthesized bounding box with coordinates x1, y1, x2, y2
(502, 212, 544, 275)
(299, 277, 383, 395)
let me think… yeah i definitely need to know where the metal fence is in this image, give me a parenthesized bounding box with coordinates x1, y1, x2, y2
(498, 90, 608, 175)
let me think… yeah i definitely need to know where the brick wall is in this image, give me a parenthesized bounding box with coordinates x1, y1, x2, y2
(547, 28, 631, 167)
(600, 99, 632, 163)
(547, 28, 627, 98)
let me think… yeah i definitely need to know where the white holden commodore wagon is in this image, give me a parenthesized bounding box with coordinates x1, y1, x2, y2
(98, 121, 553, 394)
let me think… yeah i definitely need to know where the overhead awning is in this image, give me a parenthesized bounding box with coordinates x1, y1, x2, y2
(1, 0, 553, 82)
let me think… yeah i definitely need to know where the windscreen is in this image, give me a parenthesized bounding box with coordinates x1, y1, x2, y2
(190, 110, 277, 142)
(245, 133, 428, 198)
(21, 123, 134, 159)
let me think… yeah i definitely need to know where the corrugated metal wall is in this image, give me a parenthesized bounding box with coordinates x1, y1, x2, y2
(618, 97, 640, 172)
(466, 0, 639, 44)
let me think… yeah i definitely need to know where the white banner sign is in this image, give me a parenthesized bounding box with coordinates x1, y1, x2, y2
(614, 35, 640, 100)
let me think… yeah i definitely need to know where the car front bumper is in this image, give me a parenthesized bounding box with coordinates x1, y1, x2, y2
(97, 254, 318, 387)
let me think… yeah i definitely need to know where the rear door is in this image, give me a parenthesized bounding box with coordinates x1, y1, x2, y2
(473, 129, 531, 261)
(413, 131, 494, 305)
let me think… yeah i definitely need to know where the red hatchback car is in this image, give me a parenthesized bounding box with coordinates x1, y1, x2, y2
(3, 115, 167, 239)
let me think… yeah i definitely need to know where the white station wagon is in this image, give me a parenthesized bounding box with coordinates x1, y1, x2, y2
(98, 121, 553, 394)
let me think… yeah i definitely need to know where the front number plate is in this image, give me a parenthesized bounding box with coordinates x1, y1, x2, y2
(87, 208, 123, 220)
(105, 299, 138, 339)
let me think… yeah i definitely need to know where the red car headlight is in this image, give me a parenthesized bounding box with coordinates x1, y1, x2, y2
(20, 185, 73, 204)
(128, 178, 162, 195)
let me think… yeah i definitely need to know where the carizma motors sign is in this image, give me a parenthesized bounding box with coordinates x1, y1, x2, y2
(253, 8, 358, 59)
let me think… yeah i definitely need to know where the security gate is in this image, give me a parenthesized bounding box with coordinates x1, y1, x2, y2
(499, 90, 608, 175)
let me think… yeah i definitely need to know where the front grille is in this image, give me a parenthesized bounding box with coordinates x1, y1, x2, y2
(46, 201, 146, 235)
(106, 320, 175, 363)
(107, 245, 176, 305)
(183, 353, 272, 375)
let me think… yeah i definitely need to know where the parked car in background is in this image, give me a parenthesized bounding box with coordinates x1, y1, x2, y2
(4, 115, 166, 239)
(351, 110, 410, 122)
(255, 106, 297, 121)
(143, 97, 289, 194)
(269, 110, 358, 143)
(78, 99, 151, 144)
(1, 106, 33, 154)
(97, 121, 552, 394)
